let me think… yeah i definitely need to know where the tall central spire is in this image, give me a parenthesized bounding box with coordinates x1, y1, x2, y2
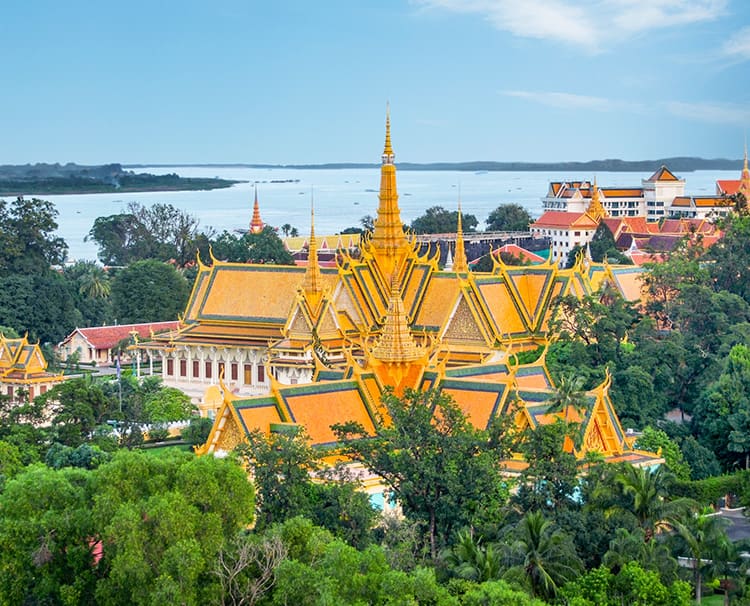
(302, 194, 322, 304)
(453, 199, 469, 274)
(370, 107, 407, 276)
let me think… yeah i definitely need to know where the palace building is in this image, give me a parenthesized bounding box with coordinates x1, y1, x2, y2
(0, 334, 64, 401)
(138, 114, 659, 481)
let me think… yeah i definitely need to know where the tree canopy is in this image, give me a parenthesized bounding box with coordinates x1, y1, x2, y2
(110, 260, 189, 323)
(485, 203, 532, 232)
(410, 206, 478, 234)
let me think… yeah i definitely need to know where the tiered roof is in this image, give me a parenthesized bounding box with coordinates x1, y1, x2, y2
(0, 334, 63, 386)
(146, 113, 657, 468)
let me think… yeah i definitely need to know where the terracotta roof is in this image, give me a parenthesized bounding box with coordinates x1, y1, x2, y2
(493, 244, 545, 264)
(531, 211, 598, 229)
(66, 321, 180, 349)
(717, 179, 741, 195)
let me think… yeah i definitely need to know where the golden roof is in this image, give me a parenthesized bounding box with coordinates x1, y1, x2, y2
(586, 179, 607, 221)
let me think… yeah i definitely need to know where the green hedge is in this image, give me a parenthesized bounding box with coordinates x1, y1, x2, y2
(672, 470, 750, 507)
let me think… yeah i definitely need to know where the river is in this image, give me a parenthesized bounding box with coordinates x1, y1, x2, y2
(37, 165, 737, 261)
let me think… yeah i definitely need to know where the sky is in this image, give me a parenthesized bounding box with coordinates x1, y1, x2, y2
(1, 0, 749, 164)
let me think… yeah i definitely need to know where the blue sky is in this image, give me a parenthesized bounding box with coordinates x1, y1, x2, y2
(1, 0, 748, 164)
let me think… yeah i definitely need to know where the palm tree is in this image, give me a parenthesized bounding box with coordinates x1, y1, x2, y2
(614, 465, 695, 542)
(546, 372, 588, 424)
(603, 527, 678, 583)
(502, 511, 582, 600)
(443, 530, 502, 582)
(673, 506, 731, 605)
(79, 265, 111, 299)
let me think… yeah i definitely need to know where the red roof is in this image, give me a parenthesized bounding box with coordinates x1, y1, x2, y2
(717, 179, 741, 195)
(531, 211, 598, 229)
(494, 244, 546, 263)
(66, 322, 180, 349)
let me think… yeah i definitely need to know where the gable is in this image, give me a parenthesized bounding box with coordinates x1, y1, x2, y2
(442, 293, 487, 345)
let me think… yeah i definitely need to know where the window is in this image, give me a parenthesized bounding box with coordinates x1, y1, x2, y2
(574, 231, 580, 236)
(244, 364, 252, 385)
(41, 385, 47, 395)
(180, 359, 187, 377)
(205, 361, 212, 379)
(258, 365, 265, 383)
(193, 360, 200, 378)
(166, 359, 174, 375)
(7, 386, 12, 399)
(28, 386, 34, 399)
(231, 363, 238, 381)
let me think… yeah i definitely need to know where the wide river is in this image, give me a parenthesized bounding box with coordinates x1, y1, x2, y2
(40, 165, 737, 261)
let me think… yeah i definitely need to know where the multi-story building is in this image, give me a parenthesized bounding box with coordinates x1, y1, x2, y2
(542, 166, 686, 220)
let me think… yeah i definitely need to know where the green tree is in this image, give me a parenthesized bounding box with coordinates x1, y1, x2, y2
(515, 420, 580, 512)
(88, 202, 209, 266)
(502, 511, 582, 600)
(673, 506, 731, 604)
(707, 214, 750, 303)
(334, 388, 510, 559)
(559, 562, 692, 606)
(613, 465, 695, 541)
(0, 270, 80, 343)
(210, 226, 295, 265)
(111, 259, 189, 323)
(92, 450, 255, 604)
(442, 530, 502, 582)
(144, 386, 196, 423)
(410, 206, 478, 234)
(64, 260, 114, 327)
(0, 465, 96, 605)
(41, 376, 115, 447)
(693, 344, 750, 470)
(545, 371, 588, 424)
(181, 416, 214, 446)
(635, 426, 691, 481)
(485, 203, 532, 232)
(0, 196, 67, 274)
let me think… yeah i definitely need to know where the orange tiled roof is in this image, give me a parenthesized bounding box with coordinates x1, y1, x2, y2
(646, 166, 681, 182)
(600, 188, 643, 197)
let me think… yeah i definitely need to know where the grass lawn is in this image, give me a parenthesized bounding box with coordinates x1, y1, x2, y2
(700, 593, 724, 606)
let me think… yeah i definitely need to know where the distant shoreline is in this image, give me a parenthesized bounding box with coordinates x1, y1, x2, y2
(125, 158, 744, 173)
(0, 178, 243, 197)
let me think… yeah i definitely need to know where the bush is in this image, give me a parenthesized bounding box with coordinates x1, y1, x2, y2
(181, 416, 214, 446)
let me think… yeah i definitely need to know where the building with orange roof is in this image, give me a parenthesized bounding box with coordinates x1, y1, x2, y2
(136, 114, 656, 483)
(0, 334, 64, 401)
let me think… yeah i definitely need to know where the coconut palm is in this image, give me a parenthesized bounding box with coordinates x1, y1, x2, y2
(614, 465, 695, 542)
(443, 530, 502, 582)
(79, 264, 111, 299)
(546, 372, 588, 424)
(673, 506, 731, 605)
(502, 511, 582, 600)
(603, 527, 678, 583)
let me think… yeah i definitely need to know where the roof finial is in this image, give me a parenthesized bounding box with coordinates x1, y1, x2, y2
(383, 102, 394, 160)
(586, 176, 606, 221)
(250, 185, 265, 234)
(453, 189, 469, 274)
(302, 188, 322, 299)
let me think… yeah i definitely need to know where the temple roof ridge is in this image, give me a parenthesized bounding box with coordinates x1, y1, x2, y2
(250, 186, 264, 234)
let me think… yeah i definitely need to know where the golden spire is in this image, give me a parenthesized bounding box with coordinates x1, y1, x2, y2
(249, 186, 264, 234)
(370, 106, 408, 275)
(453, 197, 469, 274)
(586, 178, 607, 221)
(371, 275, 423, 363)
(740, 138, 750, 199)
(302, 192, 323, 302)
